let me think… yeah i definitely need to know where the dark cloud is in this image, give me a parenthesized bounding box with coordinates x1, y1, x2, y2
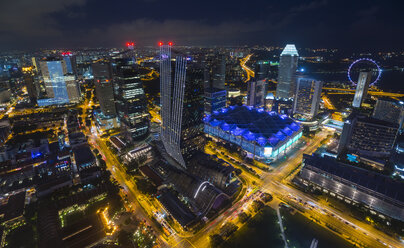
(0, 0, 403, 50)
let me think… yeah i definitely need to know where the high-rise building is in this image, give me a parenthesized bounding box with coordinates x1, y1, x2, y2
(211, 54, 226, 90)
(293, 78, 322, 120)
(95, 79, 116, 116)
(22, 69, 38, 104)
(338, 114, 399, 158)
(352, 71, 371, 108)
(276, 44, 299, 99)
(160, 44, 205, 167)
(372, 98, 404, 129)
(204, 88, 226, 115)
(246, 79, 266, 107)
(114, 61, 149, 141)
(204, 54, 226, 115)
(255, 60, 271, 81)
(38, 58, 80, 106)
(61, 52, 77, 76)
(92, 60, 113, 80)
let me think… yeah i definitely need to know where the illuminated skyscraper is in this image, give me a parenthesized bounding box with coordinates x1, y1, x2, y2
(373, 98, 404, 129)
(61, 52, 77, 76)
(38, 58, 80, 106)
(92, 60, 113, 80)
(276, 44, 299, 99)
(114, 60, 149, 140)
(211, 54, 226, 90)
(352, 71, 371, 108)
(293, 78, 322, 120)
(204, 54, 226, 115)
(160, 44, 205, 167)
(247, 79, 266, 107)
(255, 60, 271, 81)
(95, 79, 116, 116)
(338, 114, 398, 157)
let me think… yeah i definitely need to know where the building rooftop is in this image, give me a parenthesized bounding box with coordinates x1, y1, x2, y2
(280, 44, 299, 56)
(73, 145, 95, 167)
(0, 191, 26, 223)
(158, 189, 196, 227)
(204, 105, 301, 147)
(304, 154, 404, 203)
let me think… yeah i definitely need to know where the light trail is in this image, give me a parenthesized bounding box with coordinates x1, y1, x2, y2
(240, 54, 255, 82)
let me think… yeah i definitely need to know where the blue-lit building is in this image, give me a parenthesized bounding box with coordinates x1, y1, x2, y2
(204, 87, 227, 115)
(204, 105, 302, 160)
(38, 57, 80, 106)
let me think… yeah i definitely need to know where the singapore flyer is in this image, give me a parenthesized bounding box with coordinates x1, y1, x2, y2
(347, 58, 382, 86)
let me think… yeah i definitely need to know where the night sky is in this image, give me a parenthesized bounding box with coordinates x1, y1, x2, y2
(0, 0, 403, 50)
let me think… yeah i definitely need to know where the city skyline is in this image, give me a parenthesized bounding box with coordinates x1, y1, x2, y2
(1, 1, 404, 248)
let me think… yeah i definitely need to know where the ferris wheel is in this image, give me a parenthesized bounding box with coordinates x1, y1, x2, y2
(347, 58, 382, 86)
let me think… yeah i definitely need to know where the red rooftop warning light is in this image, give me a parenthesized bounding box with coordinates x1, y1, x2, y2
(168, 42, 173, 46)
(158, 42, 163, 46)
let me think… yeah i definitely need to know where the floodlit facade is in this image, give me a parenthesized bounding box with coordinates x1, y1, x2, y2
(204, 105, 302, 160)
(160, 45, 205, 167)
(254, 60, 271, 81)
(38, 58, 80, 106)
(114, 61, 149, 140)
(298, 154, 404, 221)
(373, 98, 404, 129)
(204, 88, 227, 115)
(247, 79, 266, 108)
(276, 44, 299, 99)
(352, 71, 371, 108)
(293, 77, 323, 120)
(95, 79, 116, 116)
(338, 114, 399, 158)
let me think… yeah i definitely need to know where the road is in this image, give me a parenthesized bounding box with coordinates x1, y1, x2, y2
(240, 54, 255, 82)
(88, 133, 172, 247)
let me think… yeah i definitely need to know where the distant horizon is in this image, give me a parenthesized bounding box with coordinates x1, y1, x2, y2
(1, 0, 404, 50)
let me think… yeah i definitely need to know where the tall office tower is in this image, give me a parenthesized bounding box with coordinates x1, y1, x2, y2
(372, 98, 404, 129)
(92, 60, 113, 80)
(211, 54, 226, 90)
(160, 44, 205, 167)
(24, 74, 38, 103)
(204, 54, 227, 115)
(38, 58, 80, 106)
(338, 114, 399, 158)
(276, 44, 299, 99)
(246, 79, 266, 107)
(293, 78, 323, 120)
(352, 71, 372, 108)
(31, 57, 39, 73)
(255, 60, 270, 81)
(114, 61, 149, 141)
(61, 52, 77, 76)
(204, 88, 226, 115)
(95, 79, 116, 116)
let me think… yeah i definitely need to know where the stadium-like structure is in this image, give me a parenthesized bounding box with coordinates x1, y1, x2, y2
(204, 105, 302, 160)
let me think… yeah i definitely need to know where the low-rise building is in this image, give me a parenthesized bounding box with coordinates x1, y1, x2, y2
(297, 154, 404, 221)
(204, 105, 302, 161)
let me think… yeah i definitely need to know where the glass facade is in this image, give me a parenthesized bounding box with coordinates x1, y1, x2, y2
(160, 45, 205, 167)
(276, 44, 299, 99)
(114, 62, 149, 140)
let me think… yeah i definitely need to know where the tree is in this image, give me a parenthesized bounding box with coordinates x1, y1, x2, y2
(210, 234, 224, 248)
(220, 222, 238, 237)
(251, 200, 264, 212)
(238, 212, 250, 223)
(136, 179, 157, 195)
(117, 230, 132, 247)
